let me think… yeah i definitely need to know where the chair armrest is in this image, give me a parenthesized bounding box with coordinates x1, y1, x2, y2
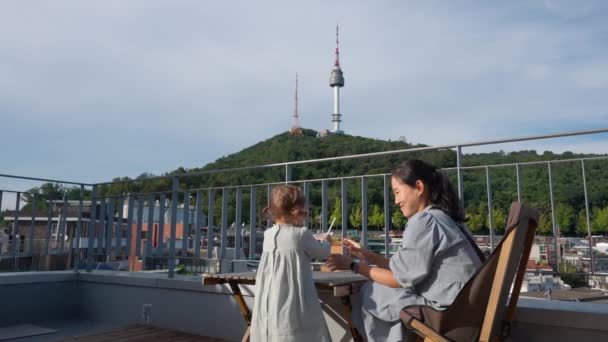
(409, 319, 450, 342)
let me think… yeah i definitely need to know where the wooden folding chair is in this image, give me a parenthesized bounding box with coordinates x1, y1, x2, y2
(400, 202, 539, 342)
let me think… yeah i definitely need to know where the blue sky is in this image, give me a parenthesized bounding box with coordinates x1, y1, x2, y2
(1, 0, 608, 204)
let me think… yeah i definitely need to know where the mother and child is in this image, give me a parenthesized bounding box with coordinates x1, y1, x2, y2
(250, 159, 484, 342)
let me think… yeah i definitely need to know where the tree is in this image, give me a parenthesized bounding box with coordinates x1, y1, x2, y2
(576, 209, 590, 236)
(491, 207, 507, 234)
(466, 211, 485, 233)
(369, 204, 384, 229)
(537, 212, 553, 235)
(349, 203, 362, 229)
(391, 208, 407, 229)
(556, 203, 575, 235)
(330, 197, 342, 228)
(591, 206, 608, 234)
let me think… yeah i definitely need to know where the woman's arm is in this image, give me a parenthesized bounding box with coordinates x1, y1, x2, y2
(343, 239, 391, 269)
(325, 254, 401, 288)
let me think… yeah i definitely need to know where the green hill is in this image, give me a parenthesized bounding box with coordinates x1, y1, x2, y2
(18, 129, 608, 236)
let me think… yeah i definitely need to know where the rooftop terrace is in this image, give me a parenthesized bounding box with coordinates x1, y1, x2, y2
(1, 128, 608, 341)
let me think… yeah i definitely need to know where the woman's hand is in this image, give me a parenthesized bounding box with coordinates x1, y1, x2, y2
(325, 254, 354, 271)
(313, 233, 332, 243)
(343, 238, 368, 261)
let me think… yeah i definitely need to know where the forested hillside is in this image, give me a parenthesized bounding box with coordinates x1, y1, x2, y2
(14, 129, 608, 236)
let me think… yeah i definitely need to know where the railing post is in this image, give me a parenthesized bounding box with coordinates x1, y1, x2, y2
(86, 186, 98, 272)
(74, 186, 84, 272)
(456, 145, 464, 208)
(12, 192, 21, 271)
(235, 187, 242, 259)
(157, 194, 166, 256)
(221, 188, 228, 259)
(581, 160, 594, 274)
(515, 163, 522, 202)
(125, 194, 134, 262)
(207, 189, 215, 259)
(168, 176, 179, 278)
(182, 191, 190, 257)
(303, 181, 310, 229)
(322, 180, 328, 232)
(29, 193, 38, 257)
(266, 184, 273, 226)
(383, 175, 391, 258)
(361, 177, 368, 248)
(548, 162, 561, 268)
(145, 193, 155, 264)
(285, 165, 292, 184)
(194, 190, 203, 258)
(249, 186, 256, 260)
(486, 167, 495, 252)
(341, 178, 348, 254)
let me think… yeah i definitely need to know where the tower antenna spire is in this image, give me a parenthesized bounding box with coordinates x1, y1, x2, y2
(334, 25, 340, 67)
(289, 73, 303, 136)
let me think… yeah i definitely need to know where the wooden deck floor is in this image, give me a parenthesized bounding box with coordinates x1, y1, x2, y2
(53, 324, 227, 342)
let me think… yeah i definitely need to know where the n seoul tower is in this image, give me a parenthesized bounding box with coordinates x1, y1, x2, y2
(329, 26, 345, 134)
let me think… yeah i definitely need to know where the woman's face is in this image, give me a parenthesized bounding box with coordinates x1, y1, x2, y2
(391, 176, 427, 219)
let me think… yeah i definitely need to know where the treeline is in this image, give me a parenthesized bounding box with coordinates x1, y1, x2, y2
(11, 129, 608, 236)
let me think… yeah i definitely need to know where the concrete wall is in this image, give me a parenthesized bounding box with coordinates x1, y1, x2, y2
(0, 272, 79, 326)
(2, 271, 608, 341)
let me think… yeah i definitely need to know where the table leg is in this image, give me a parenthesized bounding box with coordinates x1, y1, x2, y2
(229, 281, 252, 342)
(341, 294, 364, 342)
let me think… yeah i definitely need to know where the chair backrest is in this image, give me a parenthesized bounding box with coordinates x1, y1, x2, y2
(406, 202, 539, 342)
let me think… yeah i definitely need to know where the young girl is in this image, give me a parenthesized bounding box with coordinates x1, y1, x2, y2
(250, 185, 332, 342)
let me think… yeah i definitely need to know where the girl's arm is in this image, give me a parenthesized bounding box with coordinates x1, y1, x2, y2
(301, 229, 331, 260)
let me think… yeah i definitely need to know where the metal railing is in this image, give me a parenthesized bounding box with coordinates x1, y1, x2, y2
(1, 127, 607, 280)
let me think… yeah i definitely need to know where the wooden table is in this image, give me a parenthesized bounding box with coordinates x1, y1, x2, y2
(202, 271, 367, 342)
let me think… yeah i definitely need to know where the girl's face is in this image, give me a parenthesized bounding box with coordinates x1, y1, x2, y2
(391, 176, 429, 219)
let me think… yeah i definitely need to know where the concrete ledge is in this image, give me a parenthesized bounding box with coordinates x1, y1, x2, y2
(0, 271, 76, 285)
(515, 297, 608, 331)
(77, 270, 235, 295)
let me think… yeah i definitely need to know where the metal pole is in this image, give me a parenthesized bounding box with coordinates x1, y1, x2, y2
(74, 186, 84, 271)
(86, 186, 97, 272)
(28, 193, 38, 256)
(581, 160, 594, 274)
(548, 162, 561, 268)
(285, 165, 292, 184)
(303, 181, 310, 229)
(249, 187, 256, 260)
(168, 177, 178, 278)
(341, 178, 348, 254)
(383, 175, 390, 258)
(221, 188, 228, 259)
(194, 190, 203, 258)
(12, 192, 21, 271)
(321, 180, 328, 232)
(486, 167, 494, 252)
(207, 189, 215, 259)
(456, 146, 464, 208)
(361, 177, 368, 248)
(235, 187, 242, 259)
(515, 163, 522, 202)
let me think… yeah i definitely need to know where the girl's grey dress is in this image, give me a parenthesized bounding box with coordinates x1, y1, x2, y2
(251, 225, 331, 342)
(353, 206, 483, 341)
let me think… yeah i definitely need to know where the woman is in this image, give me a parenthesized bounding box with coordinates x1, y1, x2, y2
(326, 159, 484, 341)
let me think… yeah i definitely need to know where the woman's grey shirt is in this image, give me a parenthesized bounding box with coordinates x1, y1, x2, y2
(389, 206, 482, 308)
(251, 225, 331, 342)
(356, 206, 482, 341)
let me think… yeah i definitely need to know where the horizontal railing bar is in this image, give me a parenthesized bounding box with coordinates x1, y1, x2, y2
(0, 174, 92, 186)
(443, 155, 608, 172)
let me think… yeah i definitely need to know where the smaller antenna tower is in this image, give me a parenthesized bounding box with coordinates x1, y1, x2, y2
(289, 73, 303, 136)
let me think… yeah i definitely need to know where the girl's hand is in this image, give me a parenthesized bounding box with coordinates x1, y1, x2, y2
(343, 238, 368, 260)
(325, 254, 353, 271)
(314, 233, 332, 243)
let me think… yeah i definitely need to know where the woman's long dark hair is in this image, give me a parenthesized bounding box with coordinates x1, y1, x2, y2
(391, 159, 465, 223)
